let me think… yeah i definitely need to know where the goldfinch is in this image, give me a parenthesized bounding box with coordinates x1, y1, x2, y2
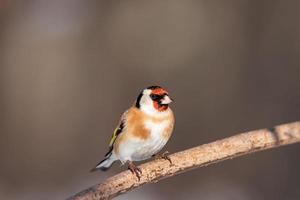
(91, 86, 175, 179)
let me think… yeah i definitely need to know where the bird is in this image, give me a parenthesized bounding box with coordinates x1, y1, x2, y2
(90, 85, 175, 179)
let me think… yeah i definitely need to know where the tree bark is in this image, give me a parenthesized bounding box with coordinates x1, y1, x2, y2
(67, 121, 300, 200)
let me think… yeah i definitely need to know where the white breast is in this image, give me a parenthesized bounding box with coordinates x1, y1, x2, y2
(115, 117, 173, 163)
(144, 120, 170, 137)
(118, 119, 170, 162)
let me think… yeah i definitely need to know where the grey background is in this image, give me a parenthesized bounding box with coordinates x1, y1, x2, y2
(0, 1, 300, 199)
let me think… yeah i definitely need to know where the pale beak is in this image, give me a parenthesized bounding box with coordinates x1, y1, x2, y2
(161, 95, 173, 104)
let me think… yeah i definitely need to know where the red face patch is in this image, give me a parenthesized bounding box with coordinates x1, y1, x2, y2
(153, 101, 168, 111)
(152, 88, 168, 96)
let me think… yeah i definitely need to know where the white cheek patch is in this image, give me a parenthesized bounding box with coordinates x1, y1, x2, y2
(161, 95, 172, 104)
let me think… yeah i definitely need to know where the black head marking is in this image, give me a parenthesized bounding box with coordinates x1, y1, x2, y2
(135, 86, 165, 109)
(150, 93, 165, 101)
(147, 85, 162, 90)
(135, 92, 143, 108)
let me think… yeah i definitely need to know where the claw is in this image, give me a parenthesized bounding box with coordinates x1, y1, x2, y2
(153, 151, 172, 164)
(128, 161, 142, 180)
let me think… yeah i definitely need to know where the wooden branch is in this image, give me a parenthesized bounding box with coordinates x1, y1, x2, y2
(67, 121, 300, 200)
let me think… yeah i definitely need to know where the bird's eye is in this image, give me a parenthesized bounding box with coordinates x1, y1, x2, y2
(150, 94, 162, 100)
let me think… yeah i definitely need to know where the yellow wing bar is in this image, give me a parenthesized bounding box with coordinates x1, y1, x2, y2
(109, 127, 119, 147)
(108, 122, 124, 147)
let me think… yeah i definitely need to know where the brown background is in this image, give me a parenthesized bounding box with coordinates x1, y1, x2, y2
(0, 1, 300, 199)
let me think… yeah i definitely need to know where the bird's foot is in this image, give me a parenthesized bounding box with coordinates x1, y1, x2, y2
(127, 161, 142, 180)
(153, 151, 172, 164)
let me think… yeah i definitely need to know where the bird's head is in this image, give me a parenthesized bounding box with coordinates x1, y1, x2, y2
(135, 86, 173, 115)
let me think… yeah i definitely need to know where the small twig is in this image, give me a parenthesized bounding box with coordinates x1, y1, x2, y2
(67, 121, 300, 200)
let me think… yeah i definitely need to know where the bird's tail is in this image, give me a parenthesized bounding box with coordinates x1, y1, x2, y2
(90, 153, 116, 172)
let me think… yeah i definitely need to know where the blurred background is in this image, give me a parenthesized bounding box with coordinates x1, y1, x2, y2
(0, 1, 300, 199)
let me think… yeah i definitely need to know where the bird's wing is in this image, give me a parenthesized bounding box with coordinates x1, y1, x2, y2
(104, 110, 128, 157)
